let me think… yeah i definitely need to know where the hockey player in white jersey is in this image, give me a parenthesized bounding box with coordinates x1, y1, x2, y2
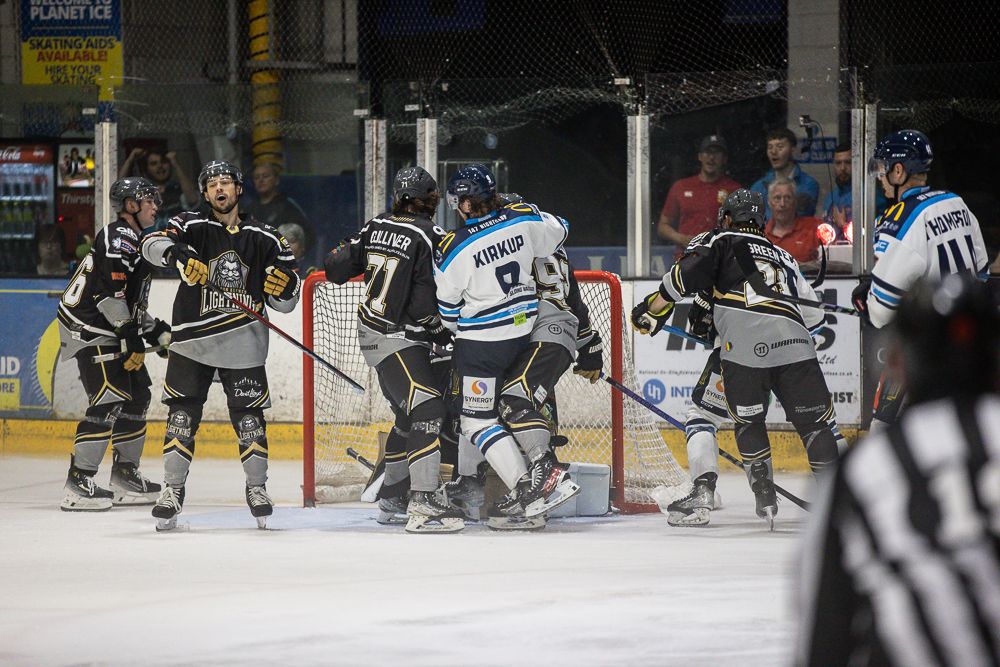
(853, 130, 988, 426)
(434, 166, 580, 521)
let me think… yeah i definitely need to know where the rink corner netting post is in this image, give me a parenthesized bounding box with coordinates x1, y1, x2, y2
(302, 271, 324, 507)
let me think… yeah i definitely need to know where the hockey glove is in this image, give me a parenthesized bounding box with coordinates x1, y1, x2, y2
(115, 321, 145, 371)
(166, 244, 208, 286)
(630, 292, 674, 336)
(142, 318, 171, 358)
(263, 266, 298, 300)
(425, 316, 455, 348)
(851, 276, 872, 326)
(573, 332, 604, 384)
(687, 293, 714, 339)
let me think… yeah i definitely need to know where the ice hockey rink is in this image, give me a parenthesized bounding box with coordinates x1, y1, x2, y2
(0, 455, 815, 666)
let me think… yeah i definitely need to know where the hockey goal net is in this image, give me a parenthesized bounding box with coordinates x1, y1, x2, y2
(302, 270, 686, 513)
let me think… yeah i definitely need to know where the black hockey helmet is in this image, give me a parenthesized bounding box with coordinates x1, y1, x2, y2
(392, 166, 439, 206)
(110, 177, 161, 213)
(446, 163, 496, 210)
(890, 273, 998, 404)
(198, 160, 243, 192)
(717, 189, 766, 229)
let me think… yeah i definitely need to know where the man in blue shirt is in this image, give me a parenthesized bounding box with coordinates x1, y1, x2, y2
(821, 142, 888, 243)
(751, 128, 819, 219)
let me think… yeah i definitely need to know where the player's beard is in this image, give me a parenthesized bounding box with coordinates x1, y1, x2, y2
(211, 196, 238, 215)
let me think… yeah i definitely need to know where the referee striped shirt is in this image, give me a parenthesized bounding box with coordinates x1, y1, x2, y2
(795, 394, 1000, 666)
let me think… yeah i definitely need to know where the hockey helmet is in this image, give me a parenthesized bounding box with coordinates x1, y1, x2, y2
(392, 166, 439, 205)
(890, 273, 998, 403)
(198, 160, 244, 192)
(109, 177, 161, 213)
(869, 129, 933, 179)
(717, 189, 766, 229)
(446, 163, 496, 210)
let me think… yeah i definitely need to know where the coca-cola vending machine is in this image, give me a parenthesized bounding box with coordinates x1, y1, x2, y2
(0, 143, 55, 275)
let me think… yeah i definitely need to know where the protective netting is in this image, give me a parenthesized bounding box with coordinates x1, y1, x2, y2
(306, 273, 687, 511)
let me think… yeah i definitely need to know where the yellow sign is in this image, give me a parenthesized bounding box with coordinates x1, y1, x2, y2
(19, 0, 123, 88)
(0, 378, 20, 411)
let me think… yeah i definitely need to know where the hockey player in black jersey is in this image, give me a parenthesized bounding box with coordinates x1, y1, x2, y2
(632, 189, 841, 530)
(325, 166, 464, 533)
(140, 161, 300, 530)
(57, 177, 170, 511)
(796, 274, 1000, 667)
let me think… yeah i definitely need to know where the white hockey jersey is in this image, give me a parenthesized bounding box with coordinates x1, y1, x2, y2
(868, 186, 988, 328)
(434, 202, 569, 341)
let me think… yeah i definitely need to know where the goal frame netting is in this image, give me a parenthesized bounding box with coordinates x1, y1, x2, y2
(301, 270, 685, 514)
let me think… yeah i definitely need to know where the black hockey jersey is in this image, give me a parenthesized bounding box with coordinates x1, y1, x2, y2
(659, 225, 824, 368)
(141, 210, 299, 369)
(324, 211, 443, 338)
(57, 218, 152, 359)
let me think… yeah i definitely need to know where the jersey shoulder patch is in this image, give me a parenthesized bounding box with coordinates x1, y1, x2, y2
(107, 222, 140, 256)
(876, 190, 953, 239)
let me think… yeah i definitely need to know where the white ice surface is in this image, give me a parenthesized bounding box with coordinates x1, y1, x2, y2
(0, 455, 814, 666)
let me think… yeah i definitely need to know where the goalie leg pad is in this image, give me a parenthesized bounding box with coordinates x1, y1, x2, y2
(406, 399, 445, 493)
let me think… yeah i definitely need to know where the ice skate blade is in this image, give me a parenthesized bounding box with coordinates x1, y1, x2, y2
(376, 511, 407, 525)
(451, 501, 482, 522)
(523, 479, 581, 518)
(155, 517, 178, 532)
(667, 507, 710, 527)
(111, 491, 158, 506)
(256, 516, 268, 530)
(713, 492, 723, 510)
(764, 507, 776, 532)
(60, 493, 112, 512)
(405, 515, 465, 533)
(486, 515, 546, 531)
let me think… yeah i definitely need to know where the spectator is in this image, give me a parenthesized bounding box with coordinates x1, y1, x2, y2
(751, 128, 819, 218)
(763, 178, 823, 267)
(820, 142, 888, 244)
(656, 134, 742, 254)
(245, 163, 315, 262)
(36, 224, 69, 276)
(118, 147, 199, 229)
(278, 222, 317, 275)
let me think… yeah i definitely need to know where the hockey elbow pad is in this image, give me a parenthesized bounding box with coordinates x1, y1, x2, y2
(166, 244, 208, 286)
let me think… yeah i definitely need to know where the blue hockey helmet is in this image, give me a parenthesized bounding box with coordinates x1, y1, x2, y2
(446, 163, 496, 211)
(869, 129, 933, 179)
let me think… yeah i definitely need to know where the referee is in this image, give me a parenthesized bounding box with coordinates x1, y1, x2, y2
(795, 274, 1000, 667)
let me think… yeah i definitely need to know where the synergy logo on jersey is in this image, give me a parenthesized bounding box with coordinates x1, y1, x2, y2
(201, 251, 254, 315)
(463, 376, 495, 410)
(473, 234, 525, 268)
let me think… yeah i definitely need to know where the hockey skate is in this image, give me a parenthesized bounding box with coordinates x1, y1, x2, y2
(376, 494, 409, 524)
(109, 451, 161, 506)
(443, 475, 485, 521)
(246, 485, 273, 529)
(152, 485, 185, 531)
(405, 490, 465, 533)
(60, 458, 113, 512)
(666, 472, 717, 527)
(485, 487, 546, 531)
(749, 462, 778, 531)
(521, 452, 580, 518)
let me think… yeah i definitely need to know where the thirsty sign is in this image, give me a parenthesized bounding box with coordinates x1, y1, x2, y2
(20, 0, 123, 87)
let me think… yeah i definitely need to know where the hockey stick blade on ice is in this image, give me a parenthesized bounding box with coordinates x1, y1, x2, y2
(91, 344, 166, 363)
(599, 372, 810, 511)
(204, 280, 364, 393)
(346, 447, 385, 503)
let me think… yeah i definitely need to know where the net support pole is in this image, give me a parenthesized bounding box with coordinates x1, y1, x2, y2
(364, 118, 387, 223)
(626, 112, 651, 278)
(94, 121, 117, 233)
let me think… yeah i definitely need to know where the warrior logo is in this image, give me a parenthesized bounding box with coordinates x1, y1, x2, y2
(201, 251, 254, 315)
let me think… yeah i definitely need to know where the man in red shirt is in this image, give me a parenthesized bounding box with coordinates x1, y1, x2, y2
(657, 135, 743, 254)
(763, 177, 823, 269)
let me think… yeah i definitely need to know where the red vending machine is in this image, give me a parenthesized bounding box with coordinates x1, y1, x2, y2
(0, 143, 55, 274)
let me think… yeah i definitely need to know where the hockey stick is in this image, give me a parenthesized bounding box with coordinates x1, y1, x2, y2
(599, 372, 810, 511)
(203, 280, 364, 393)
(346, 447, 374, 470)
(809, 245, 828, 289)
(735, 246, 859, 316)
(661, 324, 713, 349)
(91, 344, 166, 363)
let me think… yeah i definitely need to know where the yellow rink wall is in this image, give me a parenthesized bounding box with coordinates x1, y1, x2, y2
(1, 418, 859, 472)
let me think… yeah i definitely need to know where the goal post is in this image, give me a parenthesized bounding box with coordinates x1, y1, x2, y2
(301, 270, 687, 513)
